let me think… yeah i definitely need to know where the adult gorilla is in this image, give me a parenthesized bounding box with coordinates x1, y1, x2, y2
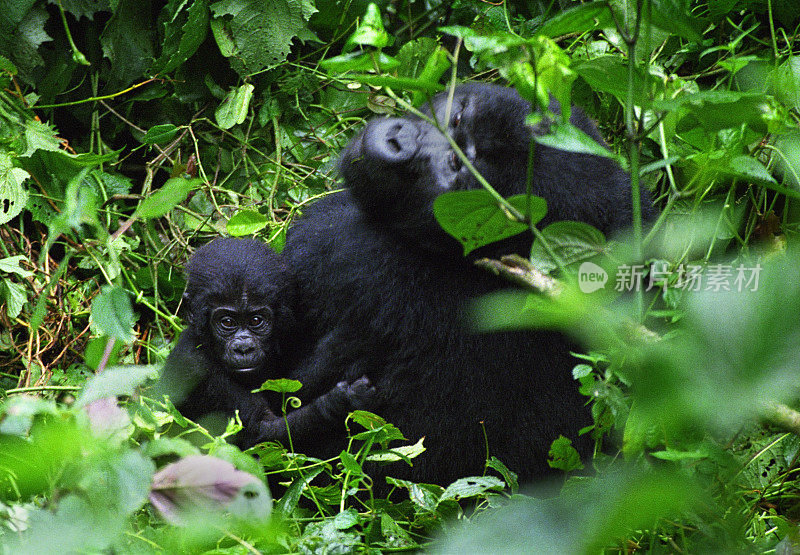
(271, 83, 655, 487)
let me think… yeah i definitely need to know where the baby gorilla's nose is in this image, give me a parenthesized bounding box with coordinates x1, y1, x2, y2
(364, 118, 420, 164)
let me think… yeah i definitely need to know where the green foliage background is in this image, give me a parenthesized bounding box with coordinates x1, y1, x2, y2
(0, 0, 799, 552)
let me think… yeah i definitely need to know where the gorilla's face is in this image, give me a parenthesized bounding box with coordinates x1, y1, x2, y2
(341, 83, 533, 201)
(210, 303, 274, 376)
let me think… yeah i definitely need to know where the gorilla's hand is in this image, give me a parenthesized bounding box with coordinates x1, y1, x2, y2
(254, 375, 378, 445)
(336, 375, 378, 412)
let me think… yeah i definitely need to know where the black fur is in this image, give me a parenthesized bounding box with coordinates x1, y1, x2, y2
(271, 83, 654, 487)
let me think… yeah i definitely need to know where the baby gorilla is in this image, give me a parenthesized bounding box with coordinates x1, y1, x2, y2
(159, 237, 375, 448)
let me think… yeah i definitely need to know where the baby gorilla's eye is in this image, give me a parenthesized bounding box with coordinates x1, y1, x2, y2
(219, 316, 237, 330)
(249, 315, 267, 329)
(451, 110, 462, 128)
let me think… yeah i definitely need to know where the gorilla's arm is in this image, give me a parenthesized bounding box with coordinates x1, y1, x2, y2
(159, 330, 376, 448)
(255, 376, 376, 445)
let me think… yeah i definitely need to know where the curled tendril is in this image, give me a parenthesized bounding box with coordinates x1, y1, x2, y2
(288, 396, 302, 409)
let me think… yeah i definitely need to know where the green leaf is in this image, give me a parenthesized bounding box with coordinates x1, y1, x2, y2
(339, 451, 362, 475)
(0, 255, 34, 278)
(84, 335, 123, 371)
(536, 2, 613, 38)
(90, 285, 136, 343)
(76, 365, 156, 407)
(439, 476, 505, 503)
(366, 436, 425, 462)
(529, 221, 607, 273)
(650, 0, 704, 43)
(210, 0, 310, 74)
(547, 435, 584, 471)
(22, 119, 62, 157)
(100, 0, 155, 85)
(319, 51, 400, 73)
(135, 177, 201, 219)
(725, 155, 778, 186)
(333, 507, 359, 530)
(573, 56, 653, 105)
(152, 0, 209, 74)
(533, 121, 620, 162)
(0, 152, 29, 225)
(141, 123, 178, 145)
(227, 208, 269, 236)
(654, 90, 772, 132)
(254, 378, 302, 393)
(1, 279, 26, 318)
(380, 512, 414, 548)
(433, 190, 546, 256)
(215, 83, 254, 129)
(343, 2, 389, 52)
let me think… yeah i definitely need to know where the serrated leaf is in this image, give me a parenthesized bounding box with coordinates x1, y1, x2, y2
(142, 123, 178, 145)
(22, 119, 62, 157)
(433, 190, 546, 255)
(215, 83, 254, 129)
(90, 285, 136, 343)
(76, 365, 157, 407)
(136, 177, 201, 219)
(210, 0, 309, 74)
(227, 208, 269, 236)
(100, 0, 155, 85)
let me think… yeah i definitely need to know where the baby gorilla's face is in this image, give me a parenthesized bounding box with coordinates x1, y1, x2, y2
(341, 83, 534, 201)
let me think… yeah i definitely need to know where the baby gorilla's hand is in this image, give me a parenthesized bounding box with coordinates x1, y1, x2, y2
(336, 375, 378, 412)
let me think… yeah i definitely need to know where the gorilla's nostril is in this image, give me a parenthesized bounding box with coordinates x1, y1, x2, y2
(363, 118, 420, 163)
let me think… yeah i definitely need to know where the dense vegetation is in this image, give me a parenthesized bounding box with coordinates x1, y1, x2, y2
(1, 0, 799, 551)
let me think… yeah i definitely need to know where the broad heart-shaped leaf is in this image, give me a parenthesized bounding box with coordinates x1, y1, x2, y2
(90, 285, 136, 343)
(135, 177, 202, 219)
(433, 191, 546, 256)
(227, 208, 269, 236)
(254, 378, 302, 393)
(215, 83, 254, 129)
